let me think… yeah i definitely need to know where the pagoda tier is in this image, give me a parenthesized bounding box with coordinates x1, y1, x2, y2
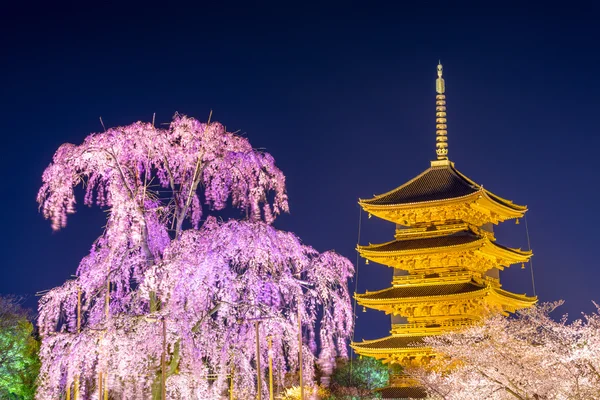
(351, 335, 432, 365)
(359, 160, 526, 227)
(355, 278, 536, 323)
(357, 228, 531, 274)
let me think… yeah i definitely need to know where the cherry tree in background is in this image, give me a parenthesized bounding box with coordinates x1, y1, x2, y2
(36, 114, 353, 399)
(407, 302, 600, 400)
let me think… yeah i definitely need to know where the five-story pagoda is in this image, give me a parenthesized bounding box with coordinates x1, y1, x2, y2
(351, 63, 537, 399)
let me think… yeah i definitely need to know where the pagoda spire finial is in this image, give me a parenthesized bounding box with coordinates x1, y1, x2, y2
(435, 62, 448, 160)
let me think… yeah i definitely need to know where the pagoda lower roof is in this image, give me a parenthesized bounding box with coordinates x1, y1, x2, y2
(359, 281, 482, 300)
(352, 335, 425, 350)
(377, 386, 427, 399)
(360, 162, 526, 212)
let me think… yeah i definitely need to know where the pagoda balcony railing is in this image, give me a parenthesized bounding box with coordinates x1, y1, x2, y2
(393, 271, 472, 285)
(392, 271, 500, 286)
(389, 373, 420, 387)
(391, 320, 473, 335)
(394, 222, 468, 239)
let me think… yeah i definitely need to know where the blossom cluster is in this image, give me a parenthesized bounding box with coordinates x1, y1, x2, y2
(409, 302, 600, 399)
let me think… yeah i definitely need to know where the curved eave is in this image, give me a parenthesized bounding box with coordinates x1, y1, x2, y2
(360, 189, 526, 220)
(492, 287, 538, 307)
(452, 167, 527, 213)
(359, 164, 527, 215)
(357, 236, 532, 264)
(481, 240, 533, 263)
(477, 190, 527, 218)
(359, 190, 479, 211)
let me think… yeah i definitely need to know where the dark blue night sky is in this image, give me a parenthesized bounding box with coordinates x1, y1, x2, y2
(1, 2, 598, 344)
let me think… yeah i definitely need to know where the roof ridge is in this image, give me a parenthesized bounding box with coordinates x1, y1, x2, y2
(359, 165, 435, 203)
(452, 166, 528, 211)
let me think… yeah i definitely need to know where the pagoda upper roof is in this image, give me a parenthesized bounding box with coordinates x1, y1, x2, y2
(355, 279, 537, 310)
(360, 161, 526, 212)
(362, 230, 480, 252)
(358, 230, 531, 262)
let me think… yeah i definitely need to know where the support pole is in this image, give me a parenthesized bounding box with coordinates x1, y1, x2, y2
(230, 361, 234, 400)
(255, 321, 262, 400)
(268, 336, 274, 400)
(298, 307, 303, 400)
(98, 372, 103, 400)
(162, 318, 167, 400)
(103, 269, 109, 399)
(75, 287, 81, 399)
(104, 376, 108, 400)
(77, 287, 82, 332)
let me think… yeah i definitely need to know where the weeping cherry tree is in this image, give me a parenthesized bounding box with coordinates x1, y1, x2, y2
(36, 114, 353, 399)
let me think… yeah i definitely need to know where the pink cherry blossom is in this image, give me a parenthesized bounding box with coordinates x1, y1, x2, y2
(408, 302, 600, 399)
(36, 115, 353, 399)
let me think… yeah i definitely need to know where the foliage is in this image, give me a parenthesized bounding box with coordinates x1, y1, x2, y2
(36, 115, 354, 399)
(408, 301, 600, 400)
(328, 357, 388, 399)
(0, 296, 40, 400)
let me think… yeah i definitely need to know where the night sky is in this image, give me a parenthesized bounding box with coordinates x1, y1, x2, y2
(1, 2, 598, 345)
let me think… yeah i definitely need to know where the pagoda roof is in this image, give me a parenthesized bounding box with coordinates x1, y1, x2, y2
(358, 281, 482, 300)
(360, 162, 526, 212)
(362, 230, 480, 252)
(377, 386, 427, 399)
(358, 230, 531, 260)
(356, 280, 537, 311)
(353, 335, 425, 350)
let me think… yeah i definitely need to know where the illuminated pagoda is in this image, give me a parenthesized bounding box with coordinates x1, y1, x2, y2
(351, 63, 536, 399)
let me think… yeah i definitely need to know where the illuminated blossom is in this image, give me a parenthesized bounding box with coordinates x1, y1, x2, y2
(408, 302, 600, 399)
(36, 115, 353, 399)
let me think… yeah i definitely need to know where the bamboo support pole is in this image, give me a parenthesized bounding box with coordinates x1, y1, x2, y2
(162, 318, 167, 400)
(255, 321, 262, 400)
(74, 287, 81, 399)
(98, 372, 103, 399)
(103, 376, 108, 400)
(103, 271, 109, 399)
(268, 336, 274, 400)
(298, 307, 303, 400)
(230, 361, 234, 400)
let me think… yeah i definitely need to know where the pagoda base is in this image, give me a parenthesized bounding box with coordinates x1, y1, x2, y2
(377, 385, 427, 399)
